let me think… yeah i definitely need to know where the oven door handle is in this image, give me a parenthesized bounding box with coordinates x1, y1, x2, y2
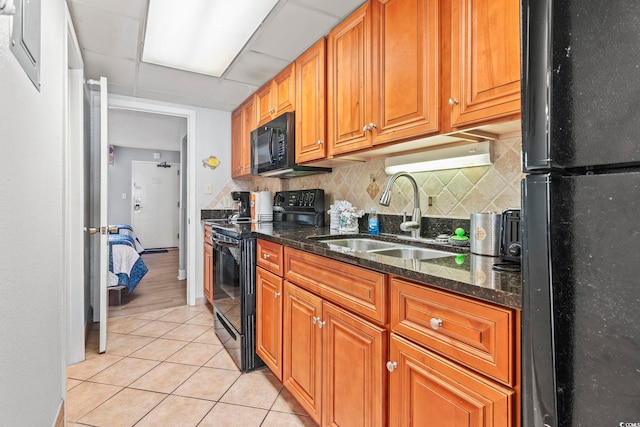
(212, 236, 240, 248)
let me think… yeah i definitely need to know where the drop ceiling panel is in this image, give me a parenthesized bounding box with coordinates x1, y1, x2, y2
(70, 3, 140, 59)
(296, 0, 366, 19)
(134, 88, 209, 108)
(82, 50, 136, 87)
(224, 51, 290, 87)
(204, 79, 258, 107)
(250, 2, 339, 61)
(198, 99, 239, 112)
(69, 0, 146, 20)
(137, 62, 219, 97)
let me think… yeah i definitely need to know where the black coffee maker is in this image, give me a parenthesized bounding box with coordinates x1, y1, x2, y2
(231, 191, 251, 221)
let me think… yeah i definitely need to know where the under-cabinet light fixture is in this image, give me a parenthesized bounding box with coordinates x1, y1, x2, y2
(143, 0, 278, 77)
(384, 141, 493, 174)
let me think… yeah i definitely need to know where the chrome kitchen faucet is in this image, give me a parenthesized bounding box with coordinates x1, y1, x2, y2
(379, 172, 422, 239)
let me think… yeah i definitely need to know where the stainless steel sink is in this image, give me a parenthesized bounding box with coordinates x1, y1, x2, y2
(317, 237, 454, 260)
(320, 238, 399, 251)
(372, 247, 453, 260)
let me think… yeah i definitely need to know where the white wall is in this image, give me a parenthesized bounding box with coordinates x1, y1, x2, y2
(0, 1, 67, 425)
(193, 107, 232, 300)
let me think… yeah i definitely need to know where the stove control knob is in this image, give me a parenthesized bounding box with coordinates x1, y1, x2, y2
(508, 243, 521, 257)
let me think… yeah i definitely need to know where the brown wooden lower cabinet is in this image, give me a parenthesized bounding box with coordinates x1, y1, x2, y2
(254, 243, 520, 427)
(283, 282, 323, 423)
(388, 333, 515, 427)
(203, 225, 213, 305)
(282, 281, 386, 427)
(256, 267, 283, 380)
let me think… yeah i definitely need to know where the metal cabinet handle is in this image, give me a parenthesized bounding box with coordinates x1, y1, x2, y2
(368, 122, 377, 129)
(317, 140, 323, 145)
(386, 361, 398, 372)
(317, 319, 326, 328)
(430, 318, 443, 330)
(363, 124, 370, 132)
(274, 292, 281, 298)
(263, 253, 270, 259)
(448, 97, 459, 106)
(269, 108, 275, 114)
(312, 316, 318, 324)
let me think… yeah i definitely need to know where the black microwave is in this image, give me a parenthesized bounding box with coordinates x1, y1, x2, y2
(250, 112, 331, 178)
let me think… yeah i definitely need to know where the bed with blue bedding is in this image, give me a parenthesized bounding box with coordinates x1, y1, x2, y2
(109, 224, 145, 253)
(108, 229, 148, 294)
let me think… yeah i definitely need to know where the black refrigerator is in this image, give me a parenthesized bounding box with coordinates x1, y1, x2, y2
(521, 0, 640, 426)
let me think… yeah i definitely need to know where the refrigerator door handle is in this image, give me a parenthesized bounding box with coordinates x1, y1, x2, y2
(521, 0, 553, 172)
(522, 175, 558, 427)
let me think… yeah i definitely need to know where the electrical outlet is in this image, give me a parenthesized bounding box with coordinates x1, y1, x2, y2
(428, 196, 435, 206)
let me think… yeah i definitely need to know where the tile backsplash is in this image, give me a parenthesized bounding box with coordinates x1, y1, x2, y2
(206, 135, 523, 220)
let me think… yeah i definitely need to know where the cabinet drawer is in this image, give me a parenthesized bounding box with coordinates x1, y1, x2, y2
(390, 277, 516, 386)
(257, 239, 284, 276)
(284, 247, 387, 324)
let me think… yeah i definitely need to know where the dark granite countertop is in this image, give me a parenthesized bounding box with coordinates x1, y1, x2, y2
(230, 221, 522, 310)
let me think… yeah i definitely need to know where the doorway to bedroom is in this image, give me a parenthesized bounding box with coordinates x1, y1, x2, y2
(106, 109, 188, 317)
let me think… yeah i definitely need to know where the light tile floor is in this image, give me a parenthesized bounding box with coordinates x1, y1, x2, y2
(66, 304, 317, 427)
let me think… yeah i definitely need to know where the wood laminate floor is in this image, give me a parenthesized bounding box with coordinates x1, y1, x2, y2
(109, 248, 187, 318)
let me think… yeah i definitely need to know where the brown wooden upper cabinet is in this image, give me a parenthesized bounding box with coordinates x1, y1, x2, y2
(295, 39, 327, 164)
(327, 0, 440, 157)
(256, 63, 296, 127)
(446, 0, 521, 129)
(231, 96, 254, 179)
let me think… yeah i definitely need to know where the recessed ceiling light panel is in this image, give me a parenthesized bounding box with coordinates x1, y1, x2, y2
(143, 0, 279, 77)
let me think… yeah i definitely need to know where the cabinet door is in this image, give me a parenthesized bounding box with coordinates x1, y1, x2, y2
(295, 38, 327, 163)
(203, 242, 213, 305)
(372, 0, 440, 145)
(256, 267, 283, 380)
(231, 106, 244, 178)
(322, 301, 387, 427)
(327, 1, 372, 156)
(273, 63, 295, 116)
(388, 334, 514, 427)
(241, 96, 255, 175)
(283, 281, 322, 425)
(449, 0, 521, 128)
(231, 98, 253, 179)
(255, 83, 273, 127)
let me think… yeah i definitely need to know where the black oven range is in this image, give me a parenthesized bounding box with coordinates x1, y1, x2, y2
(210, 189, 325, 372)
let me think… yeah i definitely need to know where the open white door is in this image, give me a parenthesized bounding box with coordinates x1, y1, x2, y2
(98, 77, 109, 353)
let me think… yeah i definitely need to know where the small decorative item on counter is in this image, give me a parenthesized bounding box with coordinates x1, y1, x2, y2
(330, 200, 363, 233)
(448, 227, 470, 246)
(368, 208, 379, 235)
